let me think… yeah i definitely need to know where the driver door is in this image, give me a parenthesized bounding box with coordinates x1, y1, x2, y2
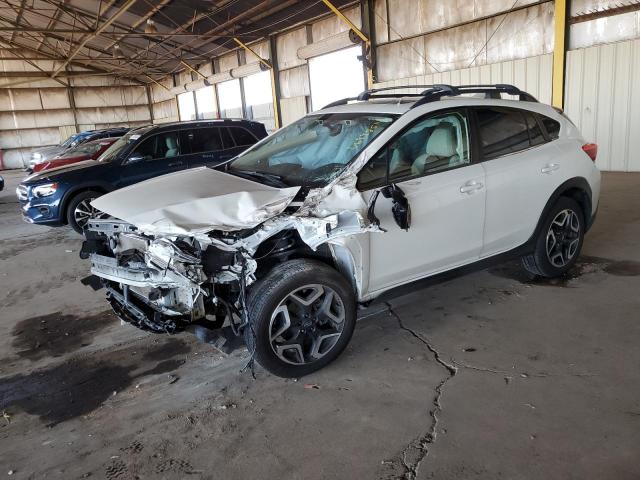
(359, 108, 486, 293)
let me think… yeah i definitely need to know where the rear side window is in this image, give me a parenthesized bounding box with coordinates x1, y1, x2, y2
(540, 115, 561, 140)
(188, 127, 223, 154)
(475, 108, 531, 159)
(229, 126, 256, 147)
(219, 127, 235, 149)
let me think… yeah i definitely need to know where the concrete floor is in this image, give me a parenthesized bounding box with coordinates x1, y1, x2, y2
(1, 169, 639, 480)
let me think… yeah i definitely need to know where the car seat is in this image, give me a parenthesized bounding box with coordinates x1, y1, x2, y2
(165, 136, 179, 157)
(411, 123, 459, 175)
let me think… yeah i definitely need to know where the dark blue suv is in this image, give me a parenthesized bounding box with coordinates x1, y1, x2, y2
(17, 119, 268, 233)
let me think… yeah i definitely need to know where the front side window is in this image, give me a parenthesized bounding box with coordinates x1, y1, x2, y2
(228, 113, 395, 187)
(389, 111, 470, 181)
(129, 131, 182, 161)
(357, 111, 471, 190)
(188, 127, 223, 154)
(97, 127, 153, 163)
(476, 107, 530, 159)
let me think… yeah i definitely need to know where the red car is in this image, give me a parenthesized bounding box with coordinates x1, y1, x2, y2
(32, 137, 119, 173)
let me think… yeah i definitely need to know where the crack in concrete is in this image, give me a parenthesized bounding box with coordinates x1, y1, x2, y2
(385, 302, 457, 480)
(451, 359, 598, 379)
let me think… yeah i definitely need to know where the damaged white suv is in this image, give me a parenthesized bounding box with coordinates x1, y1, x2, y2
(81, 84, 600, 377)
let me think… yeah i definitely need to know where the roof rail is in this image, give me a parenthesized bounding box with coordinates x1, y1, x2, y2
(321, 84, 538, 110)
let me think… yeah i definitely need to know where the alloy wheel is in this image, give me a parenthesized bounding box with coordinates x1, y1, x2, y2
(546, 209, 581, 268)
(74, 197, 105, 230)
(268, 284, 346, 365)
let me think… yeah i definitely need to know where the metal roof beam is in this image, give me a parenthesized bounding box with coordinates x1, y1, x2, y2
(50, 0, 137, 78)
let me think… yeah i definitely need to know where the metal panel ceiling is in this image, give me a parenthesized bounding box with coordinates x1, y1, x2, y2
(0, 0, 357, 83)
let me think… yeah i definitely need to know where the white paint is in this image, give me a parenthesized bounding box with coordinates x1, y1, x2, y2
(91, 167, 300, 236)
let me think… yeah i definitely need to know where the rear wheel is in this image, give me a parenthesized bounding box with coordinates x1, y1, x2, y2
(522, 197, 584, 278)
(245, 259, 357, 378)
(66, 190, 104, 234)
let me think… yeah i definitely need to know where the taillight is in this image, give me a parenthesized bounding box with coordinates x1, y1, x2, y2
(582, 143, 597, 162)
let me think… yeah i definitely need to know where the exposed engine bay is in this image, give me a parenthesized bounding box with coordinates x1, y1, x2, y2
(80, 169, 379, 341)
(78, 159, 410, 354)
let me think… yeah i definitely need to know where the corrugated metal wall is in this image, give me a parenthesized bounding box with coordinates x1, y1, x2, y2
(565, 38, 640, 172)
(0, 66, 152, 168)
(374, 53, 553, 105)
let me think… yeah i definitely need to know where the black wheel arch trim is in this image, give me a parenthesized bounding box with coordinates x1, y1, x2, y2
(529, 177, 594, 247)
(59, 183, 114, 224)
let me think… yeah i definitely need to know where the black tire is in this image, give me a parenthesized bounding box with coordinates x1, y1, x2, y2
(522, 196, 585, 278)
(66, 190, 103, 234)
(244, 259, 357, 378)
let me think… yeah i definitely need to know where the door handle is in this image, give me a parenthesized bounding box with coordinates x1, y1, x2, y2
(168, 161, 183, 167)
(460, 180, 484, 194)
(541, 163, 559, 174)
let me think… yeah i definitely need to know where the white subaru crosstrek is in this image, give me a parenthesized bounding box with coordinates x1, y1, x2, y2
(81, 84, 600, 378)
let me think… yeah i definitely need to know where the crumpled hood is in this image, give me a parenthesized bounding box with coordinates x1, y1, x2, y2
(91, 167, 300, 235)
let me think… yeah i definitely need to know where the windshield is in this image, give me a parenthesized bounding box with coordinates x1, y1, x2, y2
(97, 128, 151, 163)
(60, 134, 80, 148)
(228, 113, 396, 187)
(63, 142, 105, 157)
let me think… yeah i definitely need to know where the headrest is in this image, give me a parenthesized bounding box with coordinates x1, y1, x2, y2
(426, 123, 457, 158)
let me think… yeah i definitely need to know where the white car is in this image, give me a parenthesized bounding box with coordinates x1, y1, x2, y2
(81, 84, 600, 378)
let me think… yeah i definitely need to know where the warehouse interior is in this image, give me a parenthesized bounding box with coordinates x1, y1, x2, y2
(1, 0, 640, 478)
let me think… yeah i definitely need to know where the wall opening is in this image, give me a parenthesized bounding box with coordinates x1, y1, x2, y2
(177, 91, 196, 121)
(195, 86, 217, 119)
(243, 70, 275, 132)
(309, 45, 365, 111)
(217, 79, 243, 118)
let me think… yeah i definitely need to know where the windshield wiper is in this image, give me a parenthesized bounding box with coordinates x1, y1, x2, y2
(228, 169, 290, 188)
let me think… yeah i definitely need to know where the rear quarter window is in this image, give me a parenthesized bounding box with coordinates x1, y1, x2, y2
(229, 126, 257, 147)
(540, 116, 561, 140)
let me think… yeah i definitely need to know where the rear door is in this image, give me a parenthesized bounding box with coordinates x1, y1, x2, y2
(116, 130, 189, 187)
(227, 125, 260, 156)
(475, 107, 561, 257)
(360, 108, 486, 292)
(184, 126, 229, 168)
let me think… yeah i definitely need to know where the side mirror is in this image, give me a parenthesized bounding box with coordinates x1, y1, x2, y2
(382, 184, 411, 231)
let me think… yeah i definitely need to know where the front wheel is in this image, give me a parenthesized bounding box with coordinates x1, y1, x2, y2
(66, 190, 103, 234)
(245, 259, 357, 378)
(522, 197, 585, 278)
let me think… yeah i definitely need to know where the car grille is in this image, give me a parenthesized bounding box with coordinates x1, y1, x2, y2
(16, 185, 28, 201)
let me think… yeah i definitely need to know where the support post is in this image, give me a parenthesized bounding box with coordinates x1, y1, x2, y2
(234, 36, 281, 129)
(360, 0, 377, 87)
(268, 35, 282, 129)
(552, 0, 568, 109)
(146, 85, 155, 124)
(321, 0, 373, 88)
(65, 69, 79, 133)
